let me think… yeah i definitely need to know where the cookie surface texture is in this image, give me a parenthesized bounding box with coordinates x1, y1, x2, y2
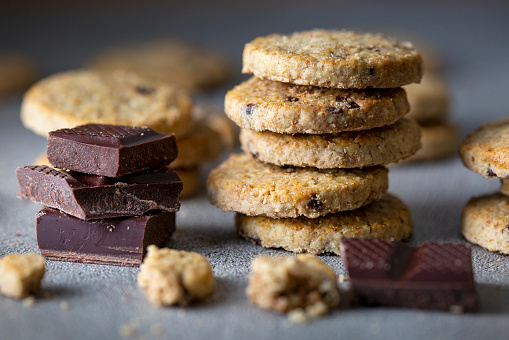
(402, 123, 457, 163)
(459, 117, 509, 178)
(461, 193, 509, 255)
(225, 77, 409, 134)
(243, 30, 422, 89)
(236, 194, 413, 255)
(21, 70, 192, 138)
(405, 73, 449, 124)
(207, 153, 388, 218)
(240, 117, 421, 168)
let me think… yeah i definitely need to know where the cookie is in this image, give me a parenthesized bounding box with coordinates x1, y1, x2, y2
(236, 194, 412, 255)
(225, 77, 409, 134)
(207, 153, 388, 218)
(88, 40, 231, 91)
(405, 73, 449, 124)
(137, 245, 215, 306)
(21, 70, 192, 138)
(0, 53, 37, 96)
(192, 103, 239, 150)
(500, 179, 509, 196)
(242, 30, 422, 89)
(402, 123, 457, 163)
(0, 253, 45, 299)
(461, 193, 509, 255)
(240, 117, 420, 169)
(173, 167, 201, 198)
(459, 117, 509, 178)
(246, 254, 340, 318)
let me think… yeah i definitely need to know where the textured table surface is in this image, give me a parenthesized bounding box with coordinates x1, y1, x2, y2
(0, 2, 508, 339)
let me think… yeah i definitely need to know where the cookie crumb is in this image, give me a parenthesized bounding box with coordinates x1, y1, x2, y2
(14, 231, 21, 237)
(0, 253, 45, 299)
(59, 301, 70, 310)
(23, 296, 36, 307)
(287, 309, 308, 324)
(450, 305, 464, 314)
(338, 274, 346, 283)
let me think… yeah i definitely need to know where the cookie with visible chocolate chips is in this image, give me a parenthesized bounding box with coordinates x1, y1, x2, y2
(240, 117, 420, 168)
(21, 70, 192, 138)
(225, 77, 409, 134)
(207, 153, 388, 218)
(459, 117, 509, 178)
(243, 30, 422, 89)
(236, 194, 413, 255)
(461, 193, 509, 255)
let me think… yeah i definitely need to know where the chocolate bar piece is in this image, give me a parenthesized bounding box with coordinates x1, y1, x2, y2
(47, 124, 177, 177)
(37, 207, 175, 266)
(340, 238, 479, 312)
(17, 165, 182, 219)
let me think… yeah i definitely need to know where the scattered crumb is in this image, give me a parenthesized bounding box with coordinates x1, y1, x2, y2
(119, 323, 137, 338)
(0, 253, 45, 299)
(59, 301, 70, 310)
(23, 296, 36, 307)
(450, 305, 464, 314)
(287, 309, 308, 324)
(338, 274, 346, 283)
(14, 232, 21, 237)
(221, 274, 227, 278)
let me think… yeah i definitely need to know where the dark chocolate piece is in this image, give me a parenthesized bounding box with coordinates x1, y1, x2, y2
(16, 165, 182, 219)
(47, 124, 178, 177)
(340, 238, 479, 312)
(37, 207, 175, 266)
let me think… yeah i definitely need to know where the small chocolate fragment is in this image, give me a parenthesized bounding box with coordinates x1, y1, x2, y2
(47, 124, 178, 177)
(340, 238, 479, 312)
(37, 207, 175, 266)
(16, 165, 182, 220)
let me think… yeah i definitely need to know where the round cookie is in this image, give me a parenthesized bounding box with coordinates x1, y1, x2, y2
(402, 123, 457, 163)
(459, 117, 509, 178)
(192, 103, 239, 150)
(88, 40, 231, 91)
(207, 153, 388, 219)
(405, 73, 449, 124)
(242, 30, 423, 89)
(225, 77, 409, 134)
(21, 70, 192, 138)
(0, 53, 37, 96)
(461, 193, 509, 255)
(240, 117, 421, 169)
(236, 194, 413, 255)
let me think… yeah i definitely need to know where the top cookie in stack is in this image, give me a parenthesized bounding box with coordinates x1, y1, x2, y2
(208, 30, 423, 255)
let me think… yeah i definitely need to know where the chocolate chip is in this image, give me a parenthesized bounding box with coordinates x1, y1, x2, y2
(286, 96, 299, 102)
(307, 195, 324, 211)
(281, 165, 296, 173)
(369, 67, 375, 76)
(335, 96, 345, 102)
(486, 168, 496, 177)
(346, 102, 360, 109)
(251, 152, 259, 159)
(245, 103, 255, 115)
(327, 106, 344, 114)
(135, 86, 156, 95)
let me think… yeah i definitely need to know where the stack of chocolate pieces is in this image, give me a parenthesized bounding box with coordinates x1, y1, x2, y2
(207, 30, 423, 254)
(16, 124, 183, 266)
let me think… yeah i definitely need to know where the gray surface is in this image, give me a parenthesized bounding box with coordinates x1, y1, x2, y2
(1, 2, 509, 339)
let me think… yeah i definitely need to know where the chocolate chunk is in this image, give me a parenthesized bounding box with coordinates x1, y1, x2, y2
(135, 86, 156, 95)
(245, 103, 255, 115)
(340, 238, 479, 312)
(327, 106, 344, 114)
(36, 207, 175, 266)
(369, 67, 375, 76)
(307, 195, 324, 211)
(47, 124, 177, 177)
(286, 96, 299, 102)
(486, 168, 495, 177)
(251, 152, 259, 159)
(346, 102, 360, 109)
(16, 165, 182, 220)
(335, 96, 345, 102)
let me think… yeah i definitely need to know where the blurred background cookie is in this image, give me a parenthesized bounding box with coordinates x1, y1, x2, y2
(0, 52, 37, 97)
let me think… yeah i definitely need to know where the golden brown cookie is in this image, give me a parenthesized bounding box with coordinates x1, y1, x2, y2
(461, 193, 509, 255)
(0, 253, 45, 299)
(405, 73, 449, 124)
(88, 40, 231, 91)
(240, 117, 420, 168)
(243, 30, 422, 89)
(173, 167, 201, 198)
(459, 117, 509, 178)
(192, 103, 239, 150)
(207, 153, 388, 219)
(402, 123, 457, 163)
(246, 254, 340, 318)
(236, 194, 412, 255)
(21, 70, 192, 138)
(0, 53, 37, 96)
(225, 77, 409, 134)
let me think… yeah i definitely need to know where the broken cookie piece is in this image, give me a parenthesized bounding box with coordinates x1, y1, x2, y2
(0, 253, 45, 299)
(246, 254, 340, 320)
(137, 245, 215, 306)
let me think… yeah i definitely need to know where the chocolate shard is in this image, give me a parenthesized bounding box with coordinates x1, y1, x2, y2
(37, 207, 175, 267)
(16, 165, 182, 220)
(47, 124, 178, 177)
(340, 238, 479, 312)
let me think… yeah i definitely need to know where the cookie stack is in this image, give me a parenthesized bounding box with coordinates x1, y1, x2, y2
(460, 118, 509, 255)
(207, 30, 423, 255)
(16, 124, 183, 266)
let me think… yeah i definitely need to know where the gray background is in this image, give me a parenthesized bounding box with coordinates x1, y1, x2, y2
(0, 1, 508, 339)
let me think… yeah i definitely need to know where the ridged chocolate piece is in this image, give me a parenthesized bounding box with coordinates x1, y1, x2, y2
(16, 165, 182, 220)
(37, 207, 175, 267)
(340, 238, 479, 312)
(47, 124, 178, 177)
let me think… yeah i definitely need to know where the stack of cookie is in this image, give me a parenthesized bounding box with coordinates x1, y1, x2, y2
(16, 123, 183, 266)
(459, 118, 509, 255)
(208, 30, 423, 255)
